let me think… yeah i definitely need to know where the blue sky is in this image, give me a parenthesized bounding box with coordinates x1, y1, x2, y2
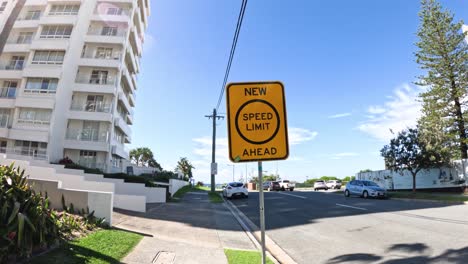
(131, 0, 468, 184)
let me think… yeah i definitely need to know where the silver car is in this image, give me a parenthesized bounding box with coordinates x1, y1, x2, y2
(344, 180, 387, 199)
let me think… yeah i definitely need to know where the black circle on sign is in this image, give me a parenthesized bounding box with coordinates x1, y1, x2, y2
(235, 99, 280, 145)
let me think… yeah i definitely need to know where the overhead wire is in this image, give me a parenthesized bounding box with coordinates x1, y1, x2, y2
(215, 0, 248, 111)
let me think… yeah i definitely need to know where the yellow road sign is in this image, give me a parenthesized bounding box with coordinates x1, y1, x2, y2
(226, 81, 289, 162)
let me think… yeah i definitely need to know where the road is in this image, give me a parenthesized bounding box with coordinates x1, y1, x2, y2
(230, 190, 468, 264)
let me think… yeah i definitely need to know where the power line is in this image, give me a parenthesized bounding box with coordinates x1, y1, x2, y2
(215, 0, 248, 111)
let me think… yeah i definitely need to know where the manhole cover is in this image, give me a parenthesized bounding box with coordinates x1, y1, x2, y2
(153, 251, 176, 264)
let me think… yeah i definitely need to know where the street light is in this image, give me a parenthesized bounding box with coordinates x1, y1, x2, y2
(227, 164, 235, 181)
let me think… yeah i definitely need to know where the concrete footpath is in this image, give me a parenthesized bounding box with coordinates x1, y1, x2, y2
(113, 192, 257, 264)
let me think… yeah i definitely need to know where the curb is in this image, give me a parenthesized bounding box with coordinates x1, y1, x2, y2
(224, 198, 298, 264)
(390, 197, 468, 205)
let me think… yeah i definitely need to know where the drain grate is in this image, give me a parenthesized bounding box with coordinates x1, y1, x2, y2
(153, 251, 176, 264)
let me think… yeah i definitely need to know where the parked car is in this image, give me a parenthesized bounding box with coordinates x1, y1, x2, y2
(223, 182, 249, 199)
(265, 181, 281, 191)
(326, 180, 342, 189)
(344, 180, 387, 199)
(278, 180, 295, 191)
(314, 180, 328, 191)
(262, 181, 271, 190)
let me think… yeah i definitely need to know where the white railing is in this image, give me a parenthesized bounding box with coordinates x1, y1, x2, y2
(0, 147, 48, 160)
(17, 119, 50, 125)
(87, 28, 127, 37)
(39, 34, 71, 39)
(75, 74, 116, 85)
(0, 87, 17, 98)
(0, 114, 9, 128)
(23, 88, 56, 94)
(66, 128, 109, 143)
(81, 52, 122, 61)
(94, 8, 131, 17)
(70, 101, 112, 113)
(6, 38, 33, 44)
(31, 60, 63, 65)
(77, 160, 106, 171)
(0, 63, 24, 70)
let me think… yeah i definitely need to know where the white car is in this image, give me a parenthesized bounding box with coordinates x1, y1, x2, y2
(314, 180, 328, 191)
(222, 182, 248, 199)
(326, 180, 342, 189)
(278, 180, 295, 191)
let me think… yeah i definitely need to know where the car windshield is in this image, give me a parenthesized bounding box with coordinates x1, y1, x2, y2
(363, 181, 379, 187)
(316, 180, 324, 183)
(230, 182, 244, 187)
(272, 181, 279, 184)
(282, 180, 290, 183)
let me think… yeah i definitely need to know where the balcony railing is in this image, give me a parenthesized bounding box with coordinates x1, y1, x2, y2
(66, 128, 109, 143)
(6, 38, 33, 44)
(0, 63, 24, 70)
(23, 88, 56, 94)
(87, 28, 127, 37)
(0, 87, 17, 99)
(0, 147, 48, 160)
(94, 8, 131, 17)
(70, 101, 112, 113)
(0, 114, 9, 128)
(81, 52, 122, 61)
(75, 74, 116, 86)
(77, 160, 106, 171)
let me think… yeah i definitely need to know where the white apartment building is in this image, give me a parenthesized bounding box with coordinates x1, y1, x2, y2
(0, 0, 150, 173)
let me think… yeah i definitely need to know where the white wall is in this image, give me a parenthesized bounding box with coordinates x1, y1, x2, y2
(357, 160, 468, 190)
(169, 179, 189, 197)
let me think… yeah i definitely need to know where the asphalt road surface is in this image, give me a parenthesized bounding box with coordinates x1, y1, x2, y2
(230, 190, 468, 264)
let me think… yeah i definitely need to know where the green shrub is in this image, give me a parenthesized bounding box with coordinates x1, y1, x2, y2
(103, 173, 156, 187)
(0, 164, 61, 261)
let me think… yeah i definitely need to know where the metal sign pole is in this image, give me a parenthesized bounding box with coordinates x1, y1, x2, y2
(258, 161, 266, 264)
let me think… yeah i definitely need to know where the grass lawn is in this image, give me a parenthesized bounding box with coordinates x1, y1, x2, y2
(389, 191, 468, 203)
(29, 229, 143, 264)
(208, 191, 224, 203)
(224, 249, 275, 264)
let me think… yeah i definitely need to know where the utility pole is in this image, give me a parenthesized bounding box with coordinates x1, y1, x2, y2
(205, 108, 224, 192)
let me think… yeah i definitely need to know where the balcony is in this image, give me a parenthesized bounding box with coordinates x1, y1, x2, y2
(69, 101, 113, 122)
(85, 28, 127, 46)
(31, 38, 68, 50)
(15, 96, 55, 109)
(3, 38, 31, 52)
(14, 16, 41, 28)
(121, 65, 135, 92)
(73, 74, 116, 94)
(111, 143, 129, 159)
(8, 128, 49, 142)
(114, 117, 131, 137)
(64, 128, 110, 152)
(77, 160, 107, 171)
(91, 9, 132, 24)
(79, 53, 122, 68)
(40, 15, 76, 25)
(75, 74, 117, 86)
(118, 91, 132, 114)
(0, 63, 24, 79)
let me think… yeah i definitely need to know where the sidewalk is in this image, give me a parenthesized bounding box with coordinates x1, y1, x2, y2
(114, 191, 257, 264)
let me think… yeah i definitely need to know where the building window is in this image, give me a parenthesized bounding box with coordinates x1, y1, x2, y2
(7, 56, 25, 70)
(25, 78, 58, 94)
(49, 5, 79, 16)
(0, 81, 17, 98)
(0, 109, 9, 128)
(106, 8, 123, 15)
(16, 32, 34, 44)
(101, 27, 117, 36)
(14, 140, 47, 158)
(23, 10, 41, 20)
(40, 25, 73, 39)
(79, 150, 98, 168)
(32, 50, 65, 65)
(18, 108, 51, 125)
(0, 2, 7, 13)
(90, 70, 109, 84)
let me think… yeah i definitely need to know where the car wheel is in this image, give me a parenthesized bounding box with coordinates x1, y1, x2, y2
(289, 188, 294, 191)
(325, 188, 328, 191)
(314, 188, 316, 191)
(281, 187, 285, 191)
(345, 190, 350, 197)
(363, 191, 369, 199)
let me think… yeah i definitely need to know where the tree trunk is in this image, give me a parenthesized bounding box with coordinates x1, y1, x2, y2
(453, 94, 467, 159)
(412, 172, 417, 193)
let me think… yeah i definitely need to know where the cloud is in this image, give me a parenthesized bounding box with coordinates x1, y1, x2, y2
(288, 127, 318, 145)
(328, 113, 352, 119)
(330, 152, 359, 160)
(357, 84, 423, 142)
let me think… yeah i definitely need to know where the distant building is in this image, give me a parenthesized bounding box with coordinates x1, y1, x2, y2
(0, 0, 150, 173)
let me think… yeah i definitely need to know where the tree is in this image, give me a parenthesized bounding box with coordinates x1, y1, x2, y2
(129, 147, 162, 171)
(263, 174, 278, 182)
(381, 128, 450, 192)
(415, 0, 468, 159)
(176, 157, 195, 180)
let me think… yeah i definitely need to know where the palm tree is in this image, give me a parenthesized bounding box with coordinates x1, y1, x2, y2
(176, 157, 195, 181)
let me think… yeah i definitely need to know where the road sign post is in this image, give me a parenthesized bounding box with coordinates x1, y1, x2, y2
(226, 81, 289, 264)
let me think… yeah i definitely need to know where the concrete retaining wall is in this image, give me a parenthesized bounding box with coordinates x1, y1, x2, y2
(357, 160, 468, 191)
(169, 179, 189, 197)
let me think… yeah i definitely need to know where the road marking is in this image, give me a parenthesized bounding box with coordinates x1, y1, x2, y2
(277, 192, 307, 199)
(336, 203, 367, 211)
